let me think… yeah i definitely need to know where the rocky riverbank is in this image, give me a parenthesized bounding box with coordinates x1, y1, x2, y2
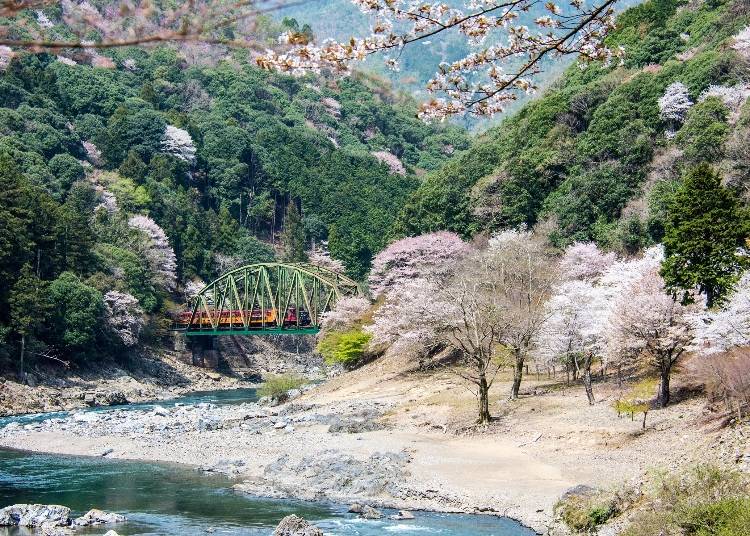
(0, 353, 246, 418)
(2, 349, 748, 534)
(1, 336, 325, 418)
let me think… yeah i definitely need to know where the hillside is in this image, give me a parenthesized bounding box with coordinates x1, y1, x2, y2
(394, 0, 750, 252)
(0, 39, 468, 369)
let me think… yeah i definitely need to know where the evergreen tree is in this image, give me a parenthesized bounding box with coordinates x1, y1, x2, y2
(58, 182, 96, 275)
(661, 164, 750, 307)
(280, 200, 307, 263)
(9, 264, 48, 379)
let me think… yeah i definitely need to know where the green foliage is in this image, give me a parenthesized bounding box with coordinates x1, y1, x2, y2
(0, 43, 463, 367)
(97, 99, 166, 166)
(394, 0, 748, 250)
(257, 373, 306, 400)
(233, 234, 276, 265)
(280, 200, 307, 263)
(613, 378, 656, 428)
(661, 164, 750, 307)
(316, 329, 371, 366)
(9, 264, 48, 338)
(47, 272, 103, 354)
(675, 98, 730, 163)
(48, 153, 85, 200)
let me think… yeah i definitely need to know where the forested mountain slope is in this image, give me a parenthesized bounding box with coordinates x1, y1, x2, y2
(394, 0, 750, 253)
(0, 39, 467, 367)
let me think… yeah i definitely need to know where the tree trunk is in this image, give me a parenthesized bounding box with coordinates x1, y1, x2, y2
(642, 411, 648, 430)
(478, 373, 491, 424)
(658, 361, 671, 408)
(582, 351, 595, 405)
(510, 353, 524, 400)
(18, 334, 25, 383)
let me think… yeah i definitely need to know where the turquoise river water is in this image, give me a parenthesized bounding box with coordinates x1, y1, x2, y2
(0, 389, 536, 536)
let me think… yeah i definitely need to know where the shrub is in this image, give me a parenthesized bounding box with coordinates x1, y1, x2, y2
(555, 493, 618, 533)
(687, 349, 750, 422)
(316, 329, 371, 366)
(257, 374, 306, 401)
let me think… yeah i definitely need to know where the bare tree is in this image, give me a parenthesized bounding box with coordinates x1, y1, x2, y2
(485, 230, 557, 400)
(441, 267, 511, 424)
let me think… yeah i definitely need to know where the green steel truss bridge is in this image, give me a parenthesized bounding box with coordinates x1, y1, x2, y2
(174, 262, 362, 336)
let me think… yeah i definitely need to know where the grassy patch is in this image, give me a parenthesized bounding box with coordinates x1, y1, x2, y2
(258, 374, 306, 400)
(623, 466, 750, 536)
(555, 493, 619, 533)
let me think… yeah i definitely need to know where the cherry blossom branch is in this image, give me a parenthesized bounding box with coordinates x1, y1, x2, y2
(0, 0, 307, 51)
(257, 0, 624, 118)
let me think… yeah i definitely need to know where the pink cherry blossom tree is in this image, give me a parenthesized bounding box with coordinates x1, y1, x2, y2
(162, 125, 196, 164)
(485, 230, 558, 400)
(537, 279, 607, 403)
(308, 243, 346, 274)
(690, 273, 750, 355)
(608, 266, 694, 407)
(321, 296, 372, 333)
(128, 215, 177, 292)
(559, 242, 615, 282)
(368, 231, 472, 299)
(103, 290, 144, 347)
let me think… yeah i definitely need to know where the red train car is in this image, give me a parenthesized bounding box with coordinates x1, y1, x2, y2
(176, 307, 310, 330)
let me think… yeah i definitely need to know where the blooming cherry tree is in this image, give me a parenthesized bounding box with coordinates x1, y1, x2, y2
(559, 242, 615, 281)
(128, 215, 178, 292)
(162, 125, 197, 164)
(321, 296, 372, 333)
(368, 231, 472, 298)
(608, 266, 694, 407)
(103, 290, 144, 347)
(658, 82, 693, 135)
(537, 279, 607, 403)
(698, 84, 750, 114)
(308, 244, 346, 274)
(690, 273, 750, 355)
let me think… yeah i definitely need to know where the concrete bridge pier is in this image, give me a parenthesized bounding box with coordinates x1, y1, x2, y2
(188, 336, 220, 369)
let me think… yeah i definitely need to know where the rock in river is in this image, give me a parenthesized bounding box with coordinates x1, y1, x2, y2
(359, 505, 383, 520)
(72, 508, 126, 526)
(272, 514, 323, 536)
(0, 504, 71, 527)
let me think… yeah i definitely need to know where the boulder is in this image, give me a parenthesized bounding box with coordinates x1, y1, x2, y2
(0, 504, 71, 527)
(359, 505, 383, 520)
(40, 522, 73, 536)
(272, 514, 324, 536)
(99, 390, 128, 406)
(72, 508, 126, 526)
(103, 531, 121, 536)
(347, 503, 363, 514)
(389, 510, 415, 520)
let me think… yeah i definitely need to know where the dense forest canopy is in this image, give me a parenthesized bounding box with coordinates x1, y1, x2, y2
(0, 23, 468, 368)
(394, 0, 750, 252)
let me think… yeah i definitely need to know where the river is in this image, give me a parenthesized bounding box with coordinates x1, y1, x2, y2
(0, 389, 536, 536)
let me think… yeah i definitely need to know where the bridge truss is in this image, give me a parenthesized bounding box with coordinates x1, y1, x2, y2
(175, 263, 361, 336)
